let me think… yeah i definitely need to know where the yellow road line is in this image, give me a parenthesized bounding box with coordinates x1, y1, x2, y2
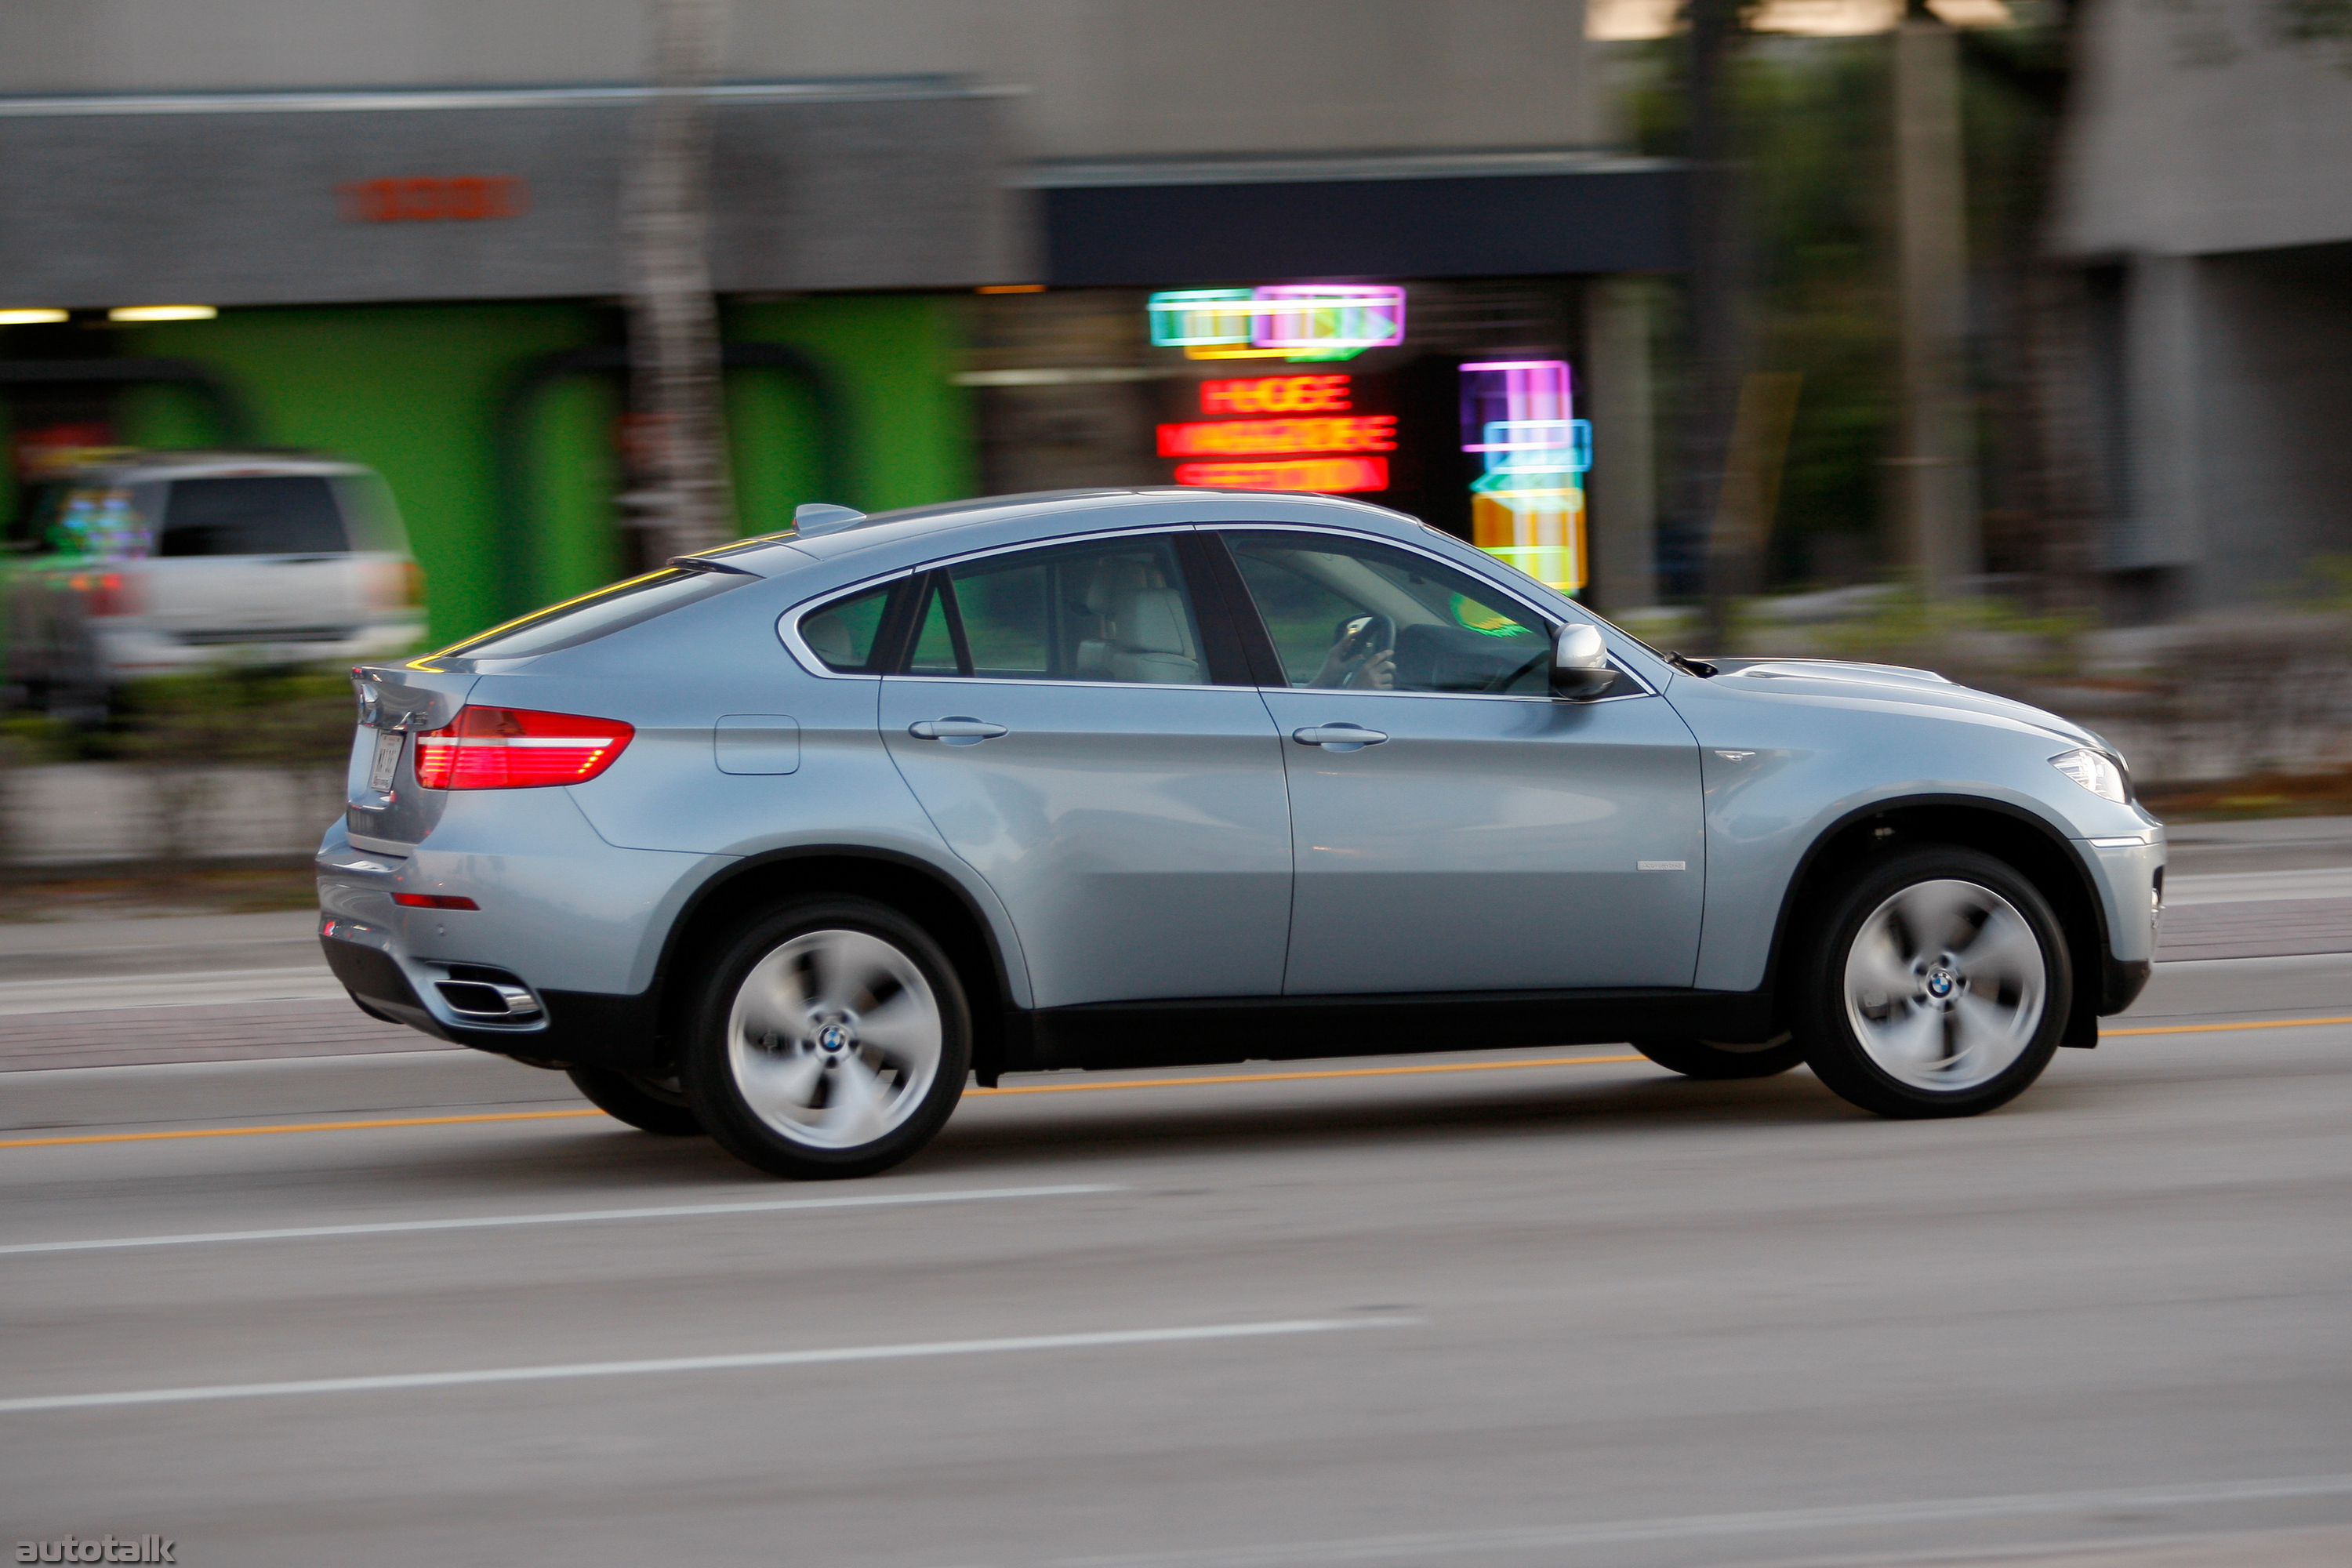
(2, 1014, 2343, 1152)
(0, 1108, 609, 1149)
(2098, 1015, 2352, 1036)
(0, 1054, 1647, 1150)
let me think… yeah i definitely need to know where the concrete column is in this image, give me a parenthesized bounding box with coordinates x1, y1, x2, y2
(1586, 277, 1659, 612)
(1891, 15, 1978, 591)
(2117, 252, 2205, 575)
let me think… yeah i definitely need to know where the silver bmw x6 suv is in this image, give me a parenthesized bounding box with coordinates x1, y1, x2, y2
(319, 489, 2164, 1179)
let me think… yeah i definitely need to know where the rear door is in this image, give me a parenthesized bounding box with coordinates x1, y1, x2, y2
(874, 530, 1294, 1007)
(142, 474, 368, 644)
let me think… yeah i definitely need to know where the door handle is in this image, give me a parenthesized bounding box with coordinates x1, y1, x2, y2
(909, 717, 1008, 745)
(1291, 724, 1388, 750)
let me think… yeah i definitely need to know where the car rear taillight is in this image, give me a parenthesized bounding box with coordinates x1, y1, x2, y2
(368, 560, 426, 608)
(413, 706, 634, 790)
(72, 569, 142, 618)
(392, 893, 478, 909)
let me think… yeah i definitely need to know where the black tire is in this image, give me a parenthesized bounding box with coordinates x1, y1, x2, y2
(682, 896, 971, 1180)
(1631, 1034, 1806, 1080)
(1792, 844, 2071, 1120)
(566, 1066, 706, 1136)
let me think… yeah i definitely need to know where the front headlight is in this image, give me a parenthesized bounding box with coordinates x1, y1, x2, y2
(2050, 747, 2128, 804)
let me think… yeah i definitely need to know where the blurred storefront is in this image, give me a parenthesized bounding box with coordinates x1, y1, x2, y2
(0, 80, 1013, 643)
(0, 2, 1683, 637)
(969, 150, 1684, 608)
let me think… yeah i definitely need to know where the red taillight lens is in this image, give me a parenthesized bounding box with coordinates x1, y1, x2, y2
(412, 706, 634, 790)
(392, 893, 478, 909)
(74, 570, 143, 618)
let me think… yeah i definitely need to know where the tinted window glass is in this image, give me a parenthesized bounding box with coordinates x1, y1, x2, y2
(906, 535, 1206, 685)
(800, 582, 895, 673)
(443, 569, 747, 660)
(159, 477, 347, 556)
(332, 473, 410, 554)
(1227, 533, 1563, 695)
(906, 581, 960, 674)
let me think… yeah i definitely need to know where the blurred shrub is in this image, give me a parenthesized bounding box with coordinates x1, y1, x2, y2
(110, 663, 353, 862)
(1736, 588, 2088, 699)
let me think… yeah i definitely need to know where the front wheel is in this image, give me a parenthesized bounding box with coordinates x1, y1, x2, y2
(683, 897, 971, 1179)
(1793, 845, 2071, 1119)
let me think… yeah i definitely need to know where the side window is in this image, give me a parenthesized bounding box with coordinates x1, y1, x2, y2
(798, 582, 895, 673)
(1225, 532, 1562, 696)
(904, 535, 1209, 685)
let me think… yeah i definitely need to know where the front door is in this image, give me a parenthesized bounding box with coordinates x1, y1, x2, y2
(878, 532, 1293, 1007)
(1220, 529, 1706, 996)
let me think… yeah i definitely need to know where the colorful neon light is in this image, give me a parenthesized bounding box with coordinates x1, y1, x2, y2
(1147, 287, 1407, 363)
(1458, 360, 1592, 595)
(1146, 289, 1258, 347)
(1250, 285, 1406, 351)
(1173, 457, 1389, 493)
(1200, 375, 1352, 415)
(1158, 416, 1395, 458)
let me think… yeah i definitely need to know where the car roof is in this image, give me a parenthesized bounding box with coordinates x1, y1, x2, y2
(53, 450, 373, 482)
(710, 487, 1432, 572)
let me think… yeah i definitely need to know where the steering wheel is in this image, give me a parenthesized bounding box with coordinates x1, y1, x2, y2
(1332, 612, 1395, 662)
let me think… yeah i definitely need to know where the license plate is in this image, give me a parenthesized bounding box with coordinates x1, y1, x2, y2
(368, 728, 404, 792)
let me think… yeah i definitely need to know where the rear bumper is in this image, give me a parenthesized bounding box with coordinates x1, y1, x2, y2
(95, 618, 423, 679)
(321, 931, 663, 1070)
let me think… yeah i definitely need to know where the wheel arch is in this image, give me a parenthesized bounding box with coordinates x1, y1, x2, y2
(1764, 795, 2111, 1048)
(648, 846, 1021, 1083)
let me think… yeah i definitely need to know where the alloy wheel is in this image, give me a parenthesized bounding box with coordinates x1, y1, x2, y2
(1842, 878, 2048, 1092)
(724, 927, 945, 1149)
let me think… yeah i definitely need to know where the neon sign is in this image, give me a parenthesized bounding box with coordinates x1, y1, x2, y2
(1459, 360, 1592, 595)
(1157, 416, 1395, 457)
(1146, 285, 1406, 362)
(1172, 457, 1388, 492)
(1165, 373, 1392, 494)
(1200, 375, 1352, 414)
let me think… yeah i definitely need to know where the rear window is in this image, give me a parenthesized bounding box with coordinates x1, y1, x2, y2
(438, 568, 750, 661)
(159, 476, 347, 557)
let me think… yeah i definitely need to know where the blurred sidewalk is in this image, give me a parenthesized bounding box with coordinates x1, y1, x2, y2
(0, 817, 2348, 1072)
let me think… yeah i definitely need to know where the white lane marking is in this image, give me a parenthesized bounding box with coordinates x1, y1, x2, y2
(1051, 1473, 2352, 1568)
(0, 1319, 1408, 1414)
(0, 1183, 1123, 1256)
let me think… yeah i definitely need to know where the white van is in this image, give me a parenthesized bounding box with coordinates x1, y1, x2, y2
(9, 451, 426, 714)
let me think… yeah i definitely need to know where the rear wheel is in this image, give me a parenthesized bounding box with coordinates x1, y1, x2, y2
(683, 897, 971, 1180)
(565, 1067, 704, 1136)
(1793, 845, 2070, 1119)
(1630, 1035, 1805, 1080)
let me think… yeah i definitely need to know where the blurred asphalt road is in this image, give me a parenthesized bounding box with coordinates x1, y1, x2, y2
(1, 941, 2347, 1566)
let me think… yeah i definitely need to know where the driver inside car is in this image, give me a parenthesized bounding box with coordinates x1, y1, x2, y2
(1309, 614, 1396, 689)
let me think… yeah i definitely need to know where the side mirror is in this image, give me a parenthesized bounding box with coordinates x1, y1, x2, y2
(1550, 622, 1616, 700)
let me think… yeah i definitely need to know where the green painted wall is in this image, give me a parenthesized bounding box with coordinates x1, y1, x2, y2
(118, 303, 603, 648)
(101, 292, 974, 647)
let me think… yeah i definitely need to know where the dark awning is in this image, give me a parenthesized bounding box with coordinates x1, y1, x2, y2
(1032, 151, 1688, 285)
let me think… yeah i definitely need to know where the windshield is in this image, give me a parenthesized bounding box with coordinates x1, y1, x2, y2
(436, 568, 751, 661)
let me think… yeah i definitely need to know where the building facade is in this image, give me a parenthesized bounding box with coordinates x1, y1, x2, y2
(0, 1, 1679, 641)
(2050, 0, 2352, 617)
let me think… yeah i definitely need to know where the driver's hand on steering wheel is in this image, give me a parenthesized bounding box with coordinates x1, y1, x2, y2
(1344, 647, 1395, 690)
